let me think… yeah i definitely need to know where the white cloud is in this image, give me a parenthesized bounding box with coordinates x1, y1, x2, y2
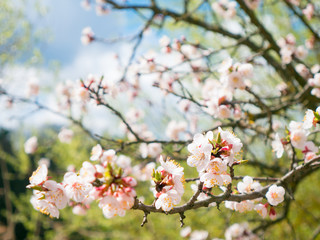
(61, 43, 132, 81)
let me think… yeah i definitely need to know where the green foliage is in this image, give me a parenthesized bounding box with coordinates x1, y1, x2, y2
(0, 0, 45, 66)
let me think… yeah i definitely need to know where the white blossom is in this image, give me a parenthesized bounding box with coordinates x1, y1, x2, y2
(266, 185, 285, 206)
(155, 190, 181, 212)
(90, 144, 103, 161)
(63, 172, 93, 202)
(272, 133, 284, 158)
(187, 132, 213, 172)
(58, 128, 74, 143)
(24, 136, 38, 154)
(79, 161, 96, 183)
(27, 164, 48, 188)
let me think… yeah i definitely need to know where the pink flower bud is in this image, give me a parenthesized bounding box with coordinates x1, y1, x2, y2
(269, 207, 277, 220)
(122, 177, 137, 187)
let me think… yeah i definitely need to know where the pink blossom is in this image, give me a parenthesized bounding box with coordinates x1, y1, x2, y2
(99, 195, 125, 218)
(294, 45, 307, 59)
(90, 144, 103, 161)
(237, 176, 262, 194)
(304, 110, 316, 129)
(80, 0, 91, 10)
(159, 156, 184, 177)
(302, 4, 314, 20)
(63, 172, 93, 202)
(139, 143, 162, 158)
(304, 152, 318, 163)
(58, 128, 74, 143)
(309, 73, 320, 87)
(72, 205, 88, 215)
(218, 127, 243, 165)
(190, 230, 209, 240)
(31, 197, 60, 218)
(38, 158, 50, 168)
(24, 136, 38, 154)
(132, 162, 156, 181)
(295, 64, 310, 79)
(27, 164, 48, 188)
(43, 180, 68, 209)
(266, 185, 285, 206)
(187, 132, 213, 172)
(200, 172, 223, 188)
(166, 120, 187, 140)
(96, 5, 109, 16)
(81, 27, 94, 45)
(269, 207, 277, 220)
(180, 226, 192, 238)
(101, 149, 116, 163)
(290, 129, 307, 149)
(159, 35, 170, 47)
(225, 222, 257, 240)
(155, 189, 181, 212)
(234, 200, 255, 213)
(272, 133, 284, 158)
(254, 204, 268, 218)
(79, 161, 97, 183)
(27, 77, 39, 97)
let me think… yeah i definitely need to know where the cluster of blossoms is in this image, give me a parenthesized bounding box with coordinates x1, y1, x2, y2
(54, 77, 100, 113)
(272, 106, 320, 163)
(309, 73, 320, 98)
(225, 177, 285, 219)
(28, 164, 69, 218)
(186, 128, 287, 219)
(224, 222, 259, 240)
(277, 34, 308, 64)
(152, 156, 185, 211)
(129, 35, 211, 90)
(27, 144, 137, 219)
(187, 128, 242, 192)
(201, 59, 252, 119)
(219, 58, 253, 90)
(180, 226, 209, 240)
(58, 128, 74, 143)
(225, 176, 263, 216)
(295, 63, 312, 80)
(81, 0, 110, 16)
(80, 74, 120, 101)
(166, 120, 188, 141)
(180, 222, 259, 239)
(107, 36, 254, 125)
(302, 4, 314, 20)
(81, 27, 95, 45)
(79, 71, 143, 107)
(158, 35, 211, 71)
(121, 109, 164, 158)
(121, 109, 164, 159)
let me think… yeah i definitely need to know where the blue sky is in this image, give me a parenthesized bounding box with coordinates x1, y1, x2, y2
(40, 0, 141, 68)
